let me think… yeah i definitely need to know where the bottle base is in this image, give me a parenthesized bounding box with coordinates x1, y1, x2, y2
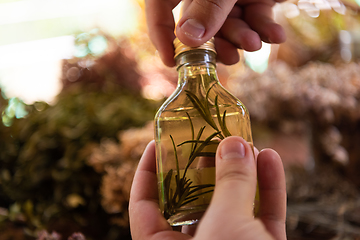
(167, 208, 207, 226)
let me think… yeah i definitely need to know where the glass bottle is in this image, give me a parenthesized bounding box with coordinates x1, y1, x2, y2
(154, 38, 253, 226)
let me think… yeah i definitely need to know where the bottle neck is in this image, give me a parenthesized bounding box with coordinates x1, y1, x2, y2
(175, 50, 216, 71)
(175, 50, 218, 94)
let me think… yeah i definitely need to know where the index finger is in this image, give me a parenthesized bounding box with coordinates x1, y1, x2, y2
(243, 3, 286, 44)
(257, 149, 287, 240)
(145, 0, 180, 66)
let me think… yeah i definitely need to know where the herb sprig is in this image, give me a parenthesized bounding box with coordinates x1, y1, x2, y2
(163, 85, 232, 220)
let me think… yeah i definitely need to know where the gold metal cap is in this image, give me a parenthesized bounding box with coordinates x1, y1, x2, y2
(173, 37, 216, 59)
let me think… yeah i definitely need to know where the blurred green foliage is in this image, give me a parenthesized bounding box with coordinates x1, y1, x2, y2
(0, 82, 158, 238)
(0, 32, 159, 239)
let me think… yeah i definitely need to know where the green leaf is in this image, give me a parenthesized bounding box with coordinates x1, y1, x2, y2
(164, 169, 173, 203)
(180, 197, 199, 207)
(186, 189, 214, 201)
(170, 135, 180, 183)
(185, 90, 218, 131)
(188, 184, 214, 194)
(222, 110, 232, 137)
(215, 95, 228, 139)
(185, 90, 207, 119)
(185, 112, 195, 152)
(204, 84, 217, 127)
(177, 139, 219, 147)
(189, 126, 206, 161)
(184, 130, 220, 176)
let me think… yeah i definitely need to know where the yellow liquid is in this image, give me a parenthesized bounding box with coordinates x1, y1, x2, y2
(156, 105, 253, 226)
(162, 167, 215, 226)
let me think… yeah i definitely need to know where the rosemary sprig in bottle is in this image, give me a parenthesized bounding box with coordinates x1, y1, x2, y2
(163, 86, 232, 219)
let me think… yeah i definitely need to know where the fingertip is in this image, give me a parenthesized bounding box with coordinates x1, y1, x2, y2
(242, 4, 286, 45)
(175, 0, 235, 47)
(254, 146, 260, 156)
(177, 18, 205, 41)
(159, 51, 176, 67)
(266, 23, 287, 44)
(175, 13, 209, 48)
(154, 38, 176, 67)
(215, 136, 256, 183)
(218, 136, 246, 161)
(259, 148, 282, 163)
(136, 140, 156, 173)
(254, 146, 259, 164)
(175, 25, 209, 48)
(257, 148, 286, 190)
(215, 38, 240, 65)
(239, 30, 262, 51)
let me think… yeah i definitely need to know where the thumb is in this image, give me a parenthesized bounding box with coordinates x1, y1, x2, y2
(175, 0, 237, 47)
(194, 137, 262, 239)
(212, 136, 257, 216)
(195, 137, 277, 240)
(198, 137, 257, 227)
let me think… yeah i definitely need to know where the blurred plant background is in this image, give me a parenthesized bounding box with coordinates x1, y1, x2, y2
(0, 0, 360, 239)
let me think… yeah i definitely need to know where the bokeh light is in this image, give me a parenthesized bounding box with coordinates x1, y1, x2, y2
(0, 0, 140, 104)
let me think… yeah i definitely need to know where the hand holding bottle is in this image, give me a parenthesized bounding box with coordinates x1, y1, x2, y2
(146, 0, 287, 67)
(129, 136, 287, 240)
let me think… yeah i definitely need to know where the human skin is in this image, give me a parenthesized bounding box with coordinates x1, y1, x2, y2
(129, 136, 287, 240)
(145, 0, 287, 66)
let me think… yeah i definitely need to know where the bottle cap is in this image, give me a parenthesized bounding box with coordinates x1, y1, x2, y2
(173, 37, 216, 59)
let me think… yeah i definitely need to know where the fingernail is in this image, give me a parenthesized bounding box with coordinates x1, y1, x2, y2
(220, 140, 246, 160)
(180, 19, 205, 39)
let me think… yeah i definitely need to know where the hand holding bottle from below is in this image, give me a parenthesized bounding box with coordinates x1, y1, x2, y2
(129, 137, 287, 240)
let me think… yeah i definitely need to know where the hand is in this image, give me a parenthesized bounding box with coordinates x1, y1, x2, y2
(145, 0, 287, 67)
(129, 136, 287, 240)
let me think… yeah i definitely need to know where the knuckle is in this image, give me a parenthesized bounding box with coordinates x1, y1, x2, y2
(262, 212, 285, 224)
(205, 0, 223, 9)
(194, 0, 224, 11)
(236, 220, 273, 239)
(216, 168, 253, 184)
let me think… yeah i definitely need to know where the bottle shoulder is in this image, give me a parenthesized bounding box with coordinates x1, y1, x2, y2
(155, 82, 249, 119)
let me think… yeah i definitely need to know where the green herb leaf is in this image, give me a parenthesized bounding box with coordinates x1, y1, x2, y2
(185, 90, 218, 131)
(222, 110, 232, 137)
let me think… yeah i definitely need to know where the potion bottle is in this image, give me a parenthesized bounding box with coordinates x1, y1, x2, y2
(154, 37, 253, 226)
